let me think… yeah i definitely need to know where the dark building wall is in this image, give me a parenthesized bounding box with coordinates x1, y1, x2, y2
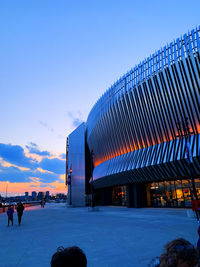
(98, 187, 112, 206)
(127, 184, 147, 208)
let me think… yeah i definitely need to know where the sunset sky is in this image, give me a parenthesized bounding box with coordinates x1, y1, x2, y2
(1, 0, 200, 196)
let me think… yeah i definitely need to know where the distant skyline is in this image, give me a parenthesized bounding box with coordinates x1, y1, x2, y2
(0, 0, 200, 195)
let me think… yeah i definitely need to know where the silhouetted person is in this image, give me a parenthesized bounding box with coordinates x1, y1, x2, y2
(149, 238, 199, 267)
(192, 196, 200, 221)
(197, 225, 200, 251)
(159, 238, 198, 267)
(51, 246, 87, 267)
(7, 205, 14, 226)
(41, 199, 45, 208)
(16, 201, 24, 225)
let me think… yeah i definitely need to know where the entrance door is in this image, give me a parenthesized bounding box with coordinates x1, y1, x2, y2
(112, 186, 127, 206)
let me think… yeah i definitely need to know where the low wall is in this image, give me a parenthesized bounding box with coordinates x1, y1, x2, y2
(0, 202, 40, 214)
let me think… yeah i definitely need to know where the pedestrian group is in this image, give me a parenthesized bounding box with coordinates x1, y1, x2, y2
(7, 201, 25, 226)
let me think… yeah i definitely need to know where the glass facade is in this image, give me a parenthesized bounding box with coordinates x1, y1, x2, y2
(68, 28, 200, 208)
(150, 179, 200, 208)
(86, 27, 200, 190)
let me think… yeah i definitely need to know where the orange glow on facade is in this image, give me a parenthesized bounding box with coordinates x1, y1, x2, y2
(93, 128, 200, 167)
(197, 124, 200, 134)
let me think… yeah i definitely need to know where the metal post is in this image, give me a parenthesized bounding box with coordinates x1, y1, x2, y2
(90, 150, 95, 208)
(5, 182, 8, 200)
(69, 165, 72, 206)
(65, 137, 69, 186)
(184, 119, 197, 200)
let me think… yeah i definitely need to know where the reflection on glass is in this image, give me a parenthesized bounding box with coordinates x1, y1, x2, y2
(112, 186, 127, 206)
(149, 179, 200, 208)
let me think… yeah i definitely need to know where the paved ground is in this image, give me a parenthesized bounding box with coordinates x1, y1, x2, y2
(0, 203, 198, 267)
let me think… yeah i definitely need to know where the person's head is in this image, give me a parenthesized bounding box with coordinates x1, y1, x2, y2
(160, 238, 198, 267)
(51, 246, 87, 267)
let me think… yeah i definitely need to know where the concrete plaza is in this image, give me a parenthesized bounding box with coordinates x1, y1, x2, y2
(0, 203, 198, 267)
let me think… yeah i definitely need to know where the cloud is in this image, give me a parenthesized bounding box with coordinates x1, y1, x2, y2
(0, 163, 63, 184)
(39, 121, 48, 128)
(26, 143, 51, 157)
(0, 165, 31, 183)
(68, 111, 84, 128)
(40, 158, 65, 174)
(73, 118, 83, 127)
(0, 180, 66, 196)
(39, 121, 64, 140)
(36, 167, 54, 174)
(29, 142, 37, 147)
(0, 142, 66, 188)
(0, 143, 37, 169)
(60, 153, 66, 159)
(59, 174, 65, 182)
(40, 184, 48, 188)
(0, 158, 30, 171)
(39, 121, 55, 133)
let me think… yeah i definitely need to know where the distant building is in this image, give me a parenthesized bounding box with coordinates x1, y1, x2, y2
(31, 191, 37, 200)
(38, 192, 44, 200)
(25, 192, 29, 198)
(56, 193, 66, 199)
(45, 191, 50, 199)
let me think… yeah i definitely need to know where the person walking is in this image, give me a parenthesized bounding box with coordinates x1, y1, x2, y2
(7, 205, 14, 226)
(192, 196, 200, 221)
(16, 201, 24, 225)
(41, 199, 45, 208)
(197, 225, 200, 250)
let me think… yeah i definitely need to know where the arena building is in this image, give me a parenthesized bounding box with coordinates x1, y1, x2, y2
(67, 27, 200, 208)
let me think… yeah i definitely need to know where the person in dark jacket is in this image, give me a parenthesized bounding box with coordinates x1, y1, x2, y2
(16, 201, 24, 225)
(159, 238, 198, 267)
(197, 225, 200, 249)
(51, 246, 87, 267)
(192, 196, 200, 221)
(149, 238, 198, 267)
(40, 199, 45, 208)
(7, 205, 14, 226)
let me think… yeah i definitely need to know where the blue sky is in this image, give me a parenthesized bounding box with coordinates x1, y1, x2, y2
(0, 0, 199, 195)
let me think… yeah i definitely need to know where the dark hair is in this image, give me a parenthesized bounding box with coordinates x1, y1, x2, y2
(159, 238, 198, 267)
(51, 246, 87, 267)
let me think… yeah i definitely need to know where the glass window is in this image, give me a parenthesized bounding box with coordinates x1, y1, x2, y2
(150, 179, 195, 208)
(181, 180, 192, 207)
(112, 186, 127, 206)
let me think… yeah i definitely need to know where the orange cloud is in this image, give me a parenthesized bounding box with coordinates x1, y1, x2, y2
(0, 157, 30, 171)
(50, 180, 67, 193)
(36, 167, 54, 174)
(24, 149, 43, 162)
(59, 174, 65, 181)
(24, 148, 65, 162)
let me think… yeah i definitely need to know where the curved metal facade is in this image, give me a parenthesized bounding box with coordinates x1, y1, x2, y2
(86, 27, 200, 189)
